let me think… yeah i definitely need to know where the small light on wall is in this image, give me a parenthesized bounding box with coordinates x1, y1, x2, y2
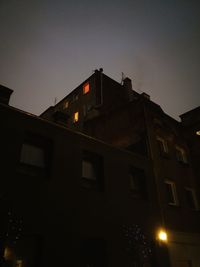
(196, 130, 200, 136)
(157, 229, 168, 242)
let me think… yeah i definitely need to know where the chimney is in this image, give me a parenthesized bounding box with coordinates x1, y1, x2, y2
(0, 85, 13, 105)
(123, 77, 132, 91)
(123, 77, 133, 101)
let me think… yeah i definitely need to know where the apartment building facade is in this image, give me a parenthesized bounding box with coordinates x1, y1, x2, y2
(0, 88, 168, 267)
(41, 69, 200, 267)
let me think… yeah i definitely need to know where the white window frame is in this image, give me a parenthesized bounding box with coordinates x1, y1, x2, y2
(164, 180, 179, 206)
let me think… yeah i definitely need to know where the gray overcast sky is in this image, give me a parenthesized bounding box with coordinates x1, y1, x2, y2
(0, 0, 200, 120)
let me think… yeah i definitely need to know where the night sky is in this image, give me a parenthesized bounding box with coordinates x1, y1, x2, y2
(1, 0, 200, 120)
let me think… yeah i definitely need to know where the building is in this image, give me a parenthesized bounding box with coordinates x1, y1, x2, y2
(0, 85, 165, 267)
(41, 69, 200, 267)
(1, 69, 200, 267)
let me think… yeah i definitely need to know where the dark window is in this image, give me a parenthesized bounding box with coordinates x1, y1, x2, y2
(175, 146, 188, 164)
(81, 151, 104, 191)
(126, 134, 148, 156)
(156, 136, 169, 158)
(185, 188, 198, 210)
(20, 143, 45, 167)
(164, 181, 178, 206)
(19, 133, 52, 178)
(129, 167, 147, 199)
(80, 239, 107, 267)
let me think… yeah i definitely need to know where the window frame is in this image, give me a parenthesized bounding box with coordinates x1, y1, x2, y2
(175, 146, 188, 164)
(129, 167, 148, 200)
(164, 180, 179, 206)
(18, 133, 53, 178)
(20, 143, 45, 168)
(81, 151, 104, 191)
(185, 187, 199, 210)
(156, 136, 169, 156)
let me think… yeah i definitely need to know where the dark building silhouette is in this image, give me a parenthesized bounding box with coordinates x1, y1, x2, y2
(1, 69, 200, 267)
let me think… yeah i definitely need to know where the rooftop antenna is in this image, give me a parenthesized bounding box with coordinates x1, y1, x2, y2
(121, 72, 126, 85)
(54, 97, 57, 106)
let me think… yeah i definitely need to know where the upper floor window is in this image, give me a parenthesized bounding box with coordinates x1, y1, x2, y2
(185, 188, 198, 210)
(164, 180, 179, 206)
(129, 167, 147, 199)
(156, 136, 168, 155)
(19, 134, 53, 178)
(175, 146, 188, 164)
(20, 143, 45, 168)
(63, 101, 69, 109)
(81, 151, 104, 190)
(83, 82, 90, 94)
(73, 112, 79, 123)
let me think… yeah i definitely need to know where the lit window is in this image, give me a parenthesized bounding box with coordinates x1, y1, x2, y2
(175, 146, 188, 163)
(129, 167, 147, 199)
(20, 143, 45, 168)
(185, 188, 198, 210)
(73, 112, 79, 123)
(156, 136, 168, 155)
(164, 180, 178, 206)
(83, 82, 90, 94)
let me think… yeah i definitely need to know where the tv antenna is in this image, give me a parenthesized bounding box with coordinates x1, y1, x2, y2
(121, 72, 126, 84)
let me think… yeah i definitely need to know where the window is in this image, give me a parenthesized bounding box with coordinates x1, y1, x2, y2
(185, 188, 198, 210)
(81, 151, 104, 190)
(129, 167, 147, 199)
(156, 136, 168, 156)
(164, 180, 178, 206)
(175, 146, 188, 163)
(72, 94, 79, 102)
(20, 143, 45, 168)
(83, 82, 90, 94)
(73, 112, 79, 123)
(19, 134, 52, 178)
(63, 101, 69, 109)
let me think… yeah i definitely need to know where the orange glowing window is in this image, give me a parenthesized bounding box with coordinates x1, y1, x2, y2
(73, 112, 79, 123)
(83, 82, 90, 94)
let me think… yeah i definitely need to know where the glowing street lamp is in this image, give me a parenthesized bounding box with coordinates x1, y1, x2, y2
(196, 130, 200, 136)
(157, 229, 168, 242)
